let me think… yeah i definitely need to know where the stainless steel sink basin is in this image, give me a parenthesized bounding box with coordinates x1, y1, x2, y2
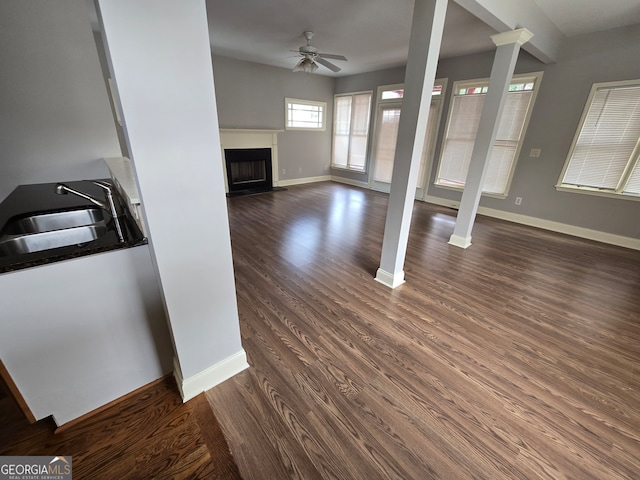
(0, 207, 108, 255)
(0, 224, 108, 255)
(3, 207, 105, 235)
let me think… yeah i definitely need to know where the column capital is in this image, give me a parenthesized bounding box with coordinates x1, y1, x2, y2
(491, 28, 534, 47)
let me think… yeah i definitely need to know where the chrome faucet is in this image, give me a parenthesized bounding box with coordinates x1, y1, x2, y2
(55, 180, 125, 241)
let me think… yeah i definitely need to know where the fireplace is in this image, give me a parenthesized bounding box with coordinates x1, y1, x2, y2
(219, 129, 282, 195)
(224, 148, 273, 194)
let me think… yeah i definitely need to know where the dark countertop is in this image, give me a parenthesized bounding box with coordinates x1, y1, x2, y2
(0, 180, 146, 274)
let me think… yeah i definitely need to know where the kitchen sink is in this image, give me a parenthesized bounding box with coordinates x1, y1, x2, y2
(0, 224, 108, 255)
(3, 207, 105, 234)
(0, 207, 108, 255)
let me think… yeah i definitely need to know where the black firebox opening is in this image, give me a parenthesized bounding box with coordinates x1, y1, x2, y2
(224, 148, 273, 194)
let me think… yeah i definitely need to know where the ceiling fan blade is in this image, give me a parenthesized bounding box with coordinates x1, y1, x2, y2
(315, 56, 341, 72)
(318, 53, 348, 61)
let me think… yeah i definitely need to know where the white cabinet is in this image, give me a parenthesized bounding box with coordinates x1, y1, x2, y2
(0, 245, 173, 425)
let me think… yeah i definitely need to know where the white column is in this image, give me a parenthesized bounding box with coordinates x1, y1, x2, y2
(448, 28, 533, 249)
(97, 0, 248, 401)
(375, 0, 448, 289)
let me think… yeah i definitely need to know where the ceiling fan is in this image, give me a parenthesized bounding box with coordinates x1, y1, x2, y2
(292, 31, 347, 74)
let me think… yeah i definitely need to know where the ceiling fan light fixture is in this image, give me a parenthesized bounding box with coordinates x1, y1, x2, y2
(293, 57, 318, 73)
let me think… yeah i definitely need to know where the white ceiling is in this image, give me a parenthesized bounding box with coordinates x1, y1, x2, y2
(531, 0, 640, 37)
(87, 0, 640, 77)
(205, 0, 497, 76)
(203, 0, 640, 76)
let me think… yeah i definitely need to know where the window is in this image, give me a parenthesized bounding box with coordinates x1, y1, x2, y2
(435, 73, 542, 196)
(557, 80, 640, 199)
(331, 91, 372, 171)
(285, 98, 326, 130)
(371, 81, 446, 196)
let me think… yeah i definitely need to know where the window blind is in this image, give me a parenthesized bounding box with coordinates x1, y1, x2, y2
(331, 93, 372, 170)
(437, 89, 533, 194)
(332, 96, 352, 168)
(438, 94, 484, 187)
(373, 107, 401, 182)
(348, 93, 372, 170)
(562, 85, 640, 191)
(372, 86, 442, 186)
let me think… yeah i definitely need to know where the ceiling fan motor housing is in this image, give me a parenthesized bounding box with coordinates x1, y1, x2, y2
(293, 31, 345, 73)
(299, 45, 318, 56)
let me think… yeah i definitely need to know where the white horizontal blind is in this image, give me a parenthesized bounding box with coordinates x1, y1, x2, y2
(332, 96, 352, 168)
(331, 92, 372, 171)
(484, 91, 533, 193)
(417, 103, 440, 187)
(373, 84, 444, 186)
(437, 94, 484, 187)
(348, 93, 372, 170)
(437, 84, 534, 194)
(373, 107, 401, 182)
(562, 85, 640, 190)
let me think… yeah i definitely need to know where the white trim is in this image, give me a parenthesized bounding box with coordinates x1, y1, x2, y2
(491, 28, 534, 47)
(375, 268, 405, 289)
(554, 184, 640, 202)
(219, 129, 282, 192)
(285, 98, 327, 131)
(173, 350, 249, 402)
(278, 175, 331, 187)
(331, 91, 373, 171)
(557, 79, 640, 197)
(330, 175, 370, 189)
(448, 234, 472, 249)
(424, 194, 640, 251)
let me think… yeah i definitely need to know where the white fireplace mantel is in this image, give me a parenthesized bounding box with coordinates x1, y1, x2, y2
(219, 129, 283, 193)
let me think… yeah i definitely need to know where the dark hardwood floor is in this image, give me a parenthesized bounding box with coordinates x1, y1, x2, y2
(0, 377, 242, 480)
(208, 181, 640, 479)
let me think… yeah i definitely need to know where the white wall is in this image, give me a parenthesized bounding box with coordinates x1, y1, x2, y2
(97, 0, 247, 398)
(0, 0, 121, 202)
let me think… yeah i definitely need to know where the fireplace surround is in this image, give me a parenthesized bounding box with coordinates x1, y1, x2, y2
(219, 129, 282, 195)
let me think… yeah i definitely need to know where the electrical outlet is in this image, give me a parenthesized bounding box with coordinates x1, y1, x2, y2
(515, 197, 523, 205)
(530, 148, 541, 158)
(282, 168, 286, 175)
(299, 167, 302, 174)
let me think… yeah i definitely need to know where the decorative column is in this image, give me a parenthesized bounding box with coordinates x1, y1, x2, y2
(375, 0, 448, 289)
(448, 28, 533, 248)
(97, 0, 248, 401)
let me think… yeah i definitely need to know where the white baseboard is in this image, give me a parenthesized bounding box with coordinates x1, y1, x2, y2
(330, 175, 370, 189)
(423, 195, 640, 251)
(278, 175, 331, 187)
(374, 268, 405, 289)
(279, 174, 369, 189)
(173, 350, 249, 402)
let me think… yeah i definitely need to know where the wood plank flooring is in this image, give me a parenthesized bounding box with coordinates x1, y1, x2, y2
(207, 181, 640, 480)
(0, 377, 242, 480)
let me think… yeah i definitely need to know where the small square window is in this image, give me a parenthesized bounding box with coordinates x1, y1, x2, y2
(285, 98, 326, 131)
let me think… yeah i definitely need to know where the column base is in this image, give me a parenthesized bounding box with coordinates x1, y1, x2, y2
(374, 268, 406, 289)
(448, 234, 472, 249)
